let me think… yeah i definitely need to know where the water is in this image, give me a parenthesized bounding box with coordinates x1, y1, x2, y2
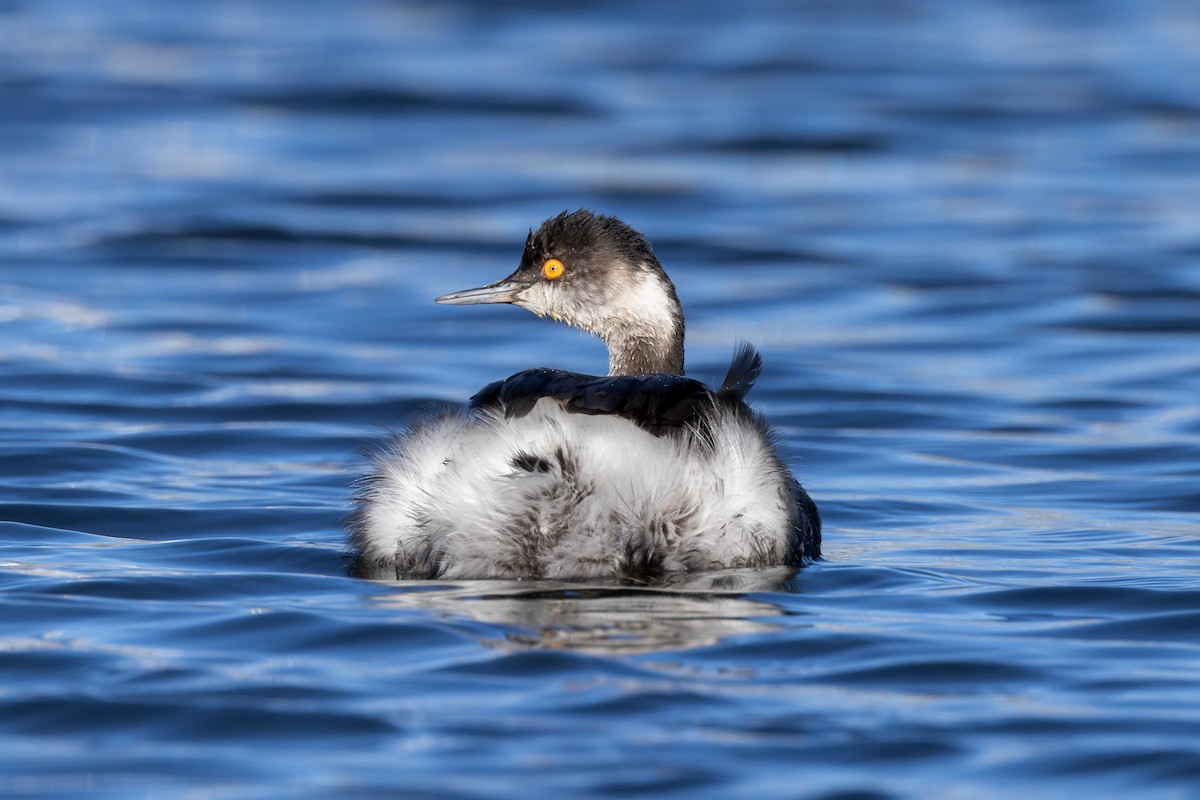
(2, 0, 1199, 797)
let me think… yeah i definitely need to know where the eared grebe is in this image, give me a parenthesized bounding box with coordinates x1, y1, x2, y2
(349, 210, 820, 581)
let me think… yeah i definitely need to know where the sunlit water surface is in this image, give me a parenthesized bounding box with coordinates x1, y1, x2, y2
(2, 1, 1199, 797)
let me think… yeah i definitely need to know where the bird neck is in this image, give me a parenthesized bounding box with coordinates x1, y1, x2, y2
(598, 268, 686, 377)
(606, 328, 685, 376)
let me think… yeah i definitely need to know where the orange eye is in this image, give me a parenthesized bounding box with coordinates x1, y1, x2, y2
(542, 258, 565, 280)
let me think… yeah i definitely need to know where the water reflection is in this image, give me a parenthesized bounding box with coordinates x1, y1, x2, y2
(370, 567, 799, 654)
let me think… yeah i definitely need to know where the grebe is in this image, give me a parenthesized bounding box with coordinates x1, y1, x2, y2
(349, 210, 820, 581)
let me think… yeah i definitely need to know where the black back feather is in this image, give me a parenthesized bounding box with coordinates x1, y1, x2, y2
(470, 344, 764, 436)
(717, 340, 762, 401)
(471, 369, 714, 436)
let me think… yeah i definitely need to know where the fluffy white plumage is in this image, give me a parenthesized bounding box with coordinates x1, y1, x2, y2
(353, 397, 798, 580)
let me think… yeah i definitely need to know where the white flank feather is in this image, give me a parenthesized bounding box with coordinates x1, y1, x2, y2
(353, 399, 796, 580)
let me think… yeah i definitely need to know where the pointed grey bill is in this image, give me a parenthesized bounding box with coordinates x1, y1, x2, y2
(435, 279, 531, 306)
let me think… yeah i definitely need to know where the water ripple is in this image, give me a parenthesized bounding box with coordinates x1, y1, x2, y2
(3, 0, 1200, 797)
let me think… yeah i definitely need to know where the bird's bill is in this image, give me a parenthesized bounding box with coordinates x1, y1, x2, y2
(435, 278, 530, 306)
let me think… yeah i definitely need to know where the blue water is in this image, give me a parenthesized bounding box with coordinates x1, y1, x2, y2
(3, 0, 1199, 797)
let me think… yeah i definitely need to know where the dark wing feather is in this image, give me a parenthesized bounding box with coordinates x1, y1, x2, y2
(471, 368, 719, 436)
(472, 344, 765, 435)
